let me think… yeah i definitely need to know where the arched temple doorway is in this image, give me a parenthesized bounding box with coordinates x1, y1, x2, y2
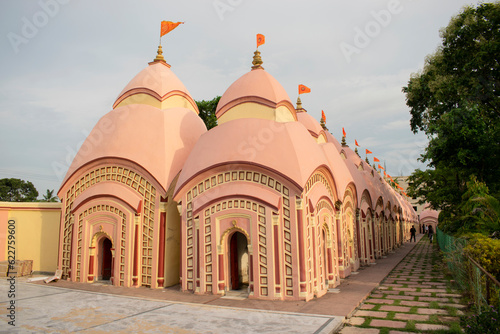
(229, 231, 249, 290)
(99, 237, 113, 281)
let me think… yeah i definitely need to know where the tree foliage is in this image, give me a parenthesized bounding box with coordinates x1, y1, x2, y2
(196, 96, 220, 130)
(403, 3, 500, 233)
(0, 178, 38, 202)
(42, 189, 59, 202)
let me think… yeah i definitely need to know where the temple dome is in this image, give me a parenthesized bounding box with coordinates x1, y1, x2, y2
(174, 118, 330, 196)
(60, 105, 207, 192)
(113, 54, 198, 113)
(215, 52, 296, 124)
(420, 208, 439, 221)
(296, 112, 328, 143)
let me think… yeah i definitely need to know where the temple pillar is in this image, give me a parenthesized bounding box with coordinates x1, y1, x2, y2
(87, 246, 95, 282)
(157, 201, 167, 287)
(132, 215, 140, 286)
(296, 198, 307, 296)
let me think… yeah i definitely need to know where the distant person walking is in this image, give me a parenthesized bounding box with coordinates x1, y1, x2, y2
(428, 225, 434, 243)
(410, 225, 416, 242)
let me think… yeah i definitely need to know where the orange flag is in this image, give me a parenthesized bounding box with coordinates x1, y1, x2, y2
(374, 157, 380, 162)
(355, 139, 359, 147)
(378, 164, 384, 169)
(366, 149, 372, 154)
(161, 21, 184, 37)
(321, 110, 326, 122)
(257, 34, 265, 47)
(298, 84, 311, 94)
(342, 127, 346, 137)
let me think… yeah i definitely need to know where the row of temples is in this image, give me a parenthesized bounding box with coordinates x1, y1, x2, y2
(57, 44, 418, 301)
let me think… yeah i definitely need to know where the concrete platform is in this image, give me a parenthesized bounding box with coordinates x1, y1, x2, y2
(0, 237, 421, 333)
(0, 282, 341, 333)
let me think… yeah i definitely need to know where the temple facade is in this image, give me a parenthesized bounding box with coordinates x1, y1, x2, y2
(57, 45, 418, 301)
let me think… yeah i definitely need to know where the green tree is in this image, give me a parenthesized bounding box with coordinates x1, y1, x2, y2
(403, 3, 500, 230)
(42, 189, 59, 202)
(0, 178, 38, 202)
(196, 96, 220, 130)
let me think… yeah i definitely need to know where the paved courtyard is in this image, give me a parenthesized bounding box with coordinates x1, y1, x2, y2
(0, 281, 341, 333)
(0, 235, 467, 333)
(340, 237, 466, 333)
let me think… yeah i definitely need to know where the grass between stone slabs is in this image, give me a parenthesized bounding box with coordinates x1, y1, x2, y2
(443, 305, 458, 316)
(359, 317, 372, 328)
(429, 314, 439, 322)
(429, 301, 440, 308)
(405, 319, 416, 331)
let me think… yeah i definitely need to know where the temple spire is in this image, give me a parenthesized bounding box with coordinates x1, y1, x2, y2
(252, 50, 264, 69)
(153, 45, 166, 62)
(150, 45, 171, 67)
(320, 117, 328, 131)
(296, 97, 303, 110)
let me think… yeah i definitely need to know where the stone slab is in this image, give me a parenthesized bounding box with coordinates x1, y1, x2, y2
(370, 319, 406, 329)
(379, 305, 411, 312)
(393, 313, 429, 321)
(355, 310, 388, 318)
(348, 317, 366, 325)
(340, 327, 379, 334)
(415, 323, 450, 331)
(416, 308, 449, 315)
(365, 298, 394, 305)
(400, 301, 432, 307)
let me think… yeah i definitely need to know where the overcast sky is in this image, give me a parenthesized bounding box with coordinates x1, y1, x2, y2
(0, 0, 480, 198)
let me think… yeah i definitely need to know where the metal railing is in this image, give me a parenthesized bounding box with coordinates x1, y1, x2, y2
(436, 227, 500, 310)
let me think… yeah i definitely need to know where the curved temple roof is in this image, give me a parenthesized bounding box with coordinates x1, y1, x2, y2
(60, 105, 206, 193)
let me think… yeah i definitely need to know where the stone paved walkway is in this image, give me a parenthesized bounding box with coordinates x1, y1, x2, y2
(339, 236, 465, 333)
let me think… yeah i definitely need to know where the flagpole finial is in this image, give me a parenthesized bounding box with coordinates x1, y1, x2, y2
(320, 117, 328, 131)
(151, 45, 171, 67)
(153, 45, 165, 62)
(341, 136, 347, 147)
(296, 97, 303, 111)
(252, 50, 264, 69)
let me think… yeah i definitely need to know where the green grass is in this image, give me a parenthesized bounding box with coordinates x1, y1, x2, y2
(429, 301, 440, 309)
(429, 314, 439, 323)
(358, 317, 372, 327)
(405, 320, 416, 331)
(443, 305, 458, 317)
(386, 311, 396, 320)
